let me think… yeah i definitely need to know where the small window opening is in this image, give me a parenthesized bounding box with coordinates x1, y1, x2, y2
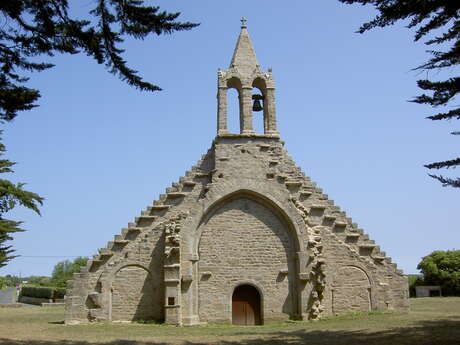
(252, 77, 267, 135)
(252, 88, 265, 134)
(168, 297, 175, 306)
(227, 88, 240, 133)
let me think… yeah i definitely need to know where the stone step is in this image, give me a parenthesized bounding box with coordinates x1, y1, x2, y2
(166, 192, 188, 199)
(114, 235, 129, 245)
(359, 243, 376, 249)
(165, 187, 178, 194)
(310, 204, 326, 211)
(149, 205, 170, 211)
(135, 216, 157, 227)
(333, 222, 347, 232)
(91, 255, 103, 262)
(195, 171, 211, 178)
(99, 248, 113, 257)
(346, 233, 360, 239)
(285, 180, 302, 187)
(372, 256, 386, 262)
(122, 227, 142, 236)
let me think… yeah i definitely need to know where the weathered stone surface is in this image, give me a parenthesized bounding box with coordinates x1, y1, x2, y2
(65, 20, 409, 326)
(198, 197, 296, 322)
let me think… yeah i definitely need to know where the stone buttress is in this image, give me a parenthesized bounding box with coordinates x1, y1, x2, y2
(65, 20, 409, 326)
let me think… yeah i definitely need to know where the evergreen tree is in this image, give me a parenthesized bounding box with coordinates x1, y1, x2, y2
(1, 0, 198, 121)
(339, 0, 460, 188)
(0, 135, 43, 267)
(0, 1, 198, 266)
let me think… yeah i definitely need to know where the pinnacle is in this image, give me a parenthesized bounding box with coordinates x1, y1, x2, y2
(229, 18, 259, 76)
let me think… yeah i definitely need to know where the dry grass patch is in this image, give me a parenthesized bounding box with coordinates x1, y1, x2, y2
(0, 297, 459, 345)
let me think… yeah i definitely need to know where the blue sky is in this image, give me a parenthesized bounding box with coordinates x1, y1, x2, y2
(1, 0, 458, 277)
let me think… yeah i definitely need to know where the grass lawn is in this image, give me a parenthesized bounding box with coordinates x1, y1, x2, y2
(0, 297, 459, 345)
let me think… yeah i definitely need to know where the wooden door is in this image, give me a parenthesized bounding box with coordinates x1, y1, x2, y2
(232, 285, 261, 325)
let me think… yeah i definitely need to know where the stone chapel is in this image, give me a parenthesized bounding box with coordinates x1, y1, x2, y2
(65, 21, 409, 326)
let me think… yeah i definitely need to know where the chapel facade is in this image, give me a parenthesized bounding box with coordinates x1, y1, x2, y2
(65, 21, 409, 326)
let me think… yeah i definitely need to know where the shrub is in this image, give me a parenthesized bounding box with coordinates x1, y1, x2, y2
(408, 274, 424, 297)
(53, 288, 66, 300)
(20, 286, 54, 299)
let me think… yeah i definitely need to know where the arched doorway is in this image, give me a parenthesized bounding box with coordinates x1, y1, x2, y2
(232, 285, 262, 325)
(332, 266, 372, 315)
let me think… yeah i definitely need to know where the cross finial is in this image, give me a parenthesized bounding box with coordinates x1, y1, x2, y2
(240, 17, 247, 28)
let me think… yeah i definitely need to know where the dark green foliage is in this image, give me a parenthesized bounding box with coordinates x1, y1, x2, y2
(53, 287, 66, 299)
(20, 285, 54, 299)
(19, 285, 66, 300)
(417, 250, 460, 296)
(0, 134, 43, 268)
(0, 1, 198, 267)
(51, 257, 88, 288)
(339, 0, 460, 188)
(408, 274, 424, 297)
(0, 0, 199, 121)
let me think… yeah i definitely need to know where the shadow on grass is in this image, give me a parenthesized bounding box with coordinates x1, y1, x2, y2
(1, 318, 460, 345)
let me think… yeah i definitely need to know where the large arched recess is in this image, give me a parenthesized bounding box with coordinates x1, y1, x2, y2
(194, 189, 305, 256)
(194, 189, 303, 322)
(106, 261, 164, 322)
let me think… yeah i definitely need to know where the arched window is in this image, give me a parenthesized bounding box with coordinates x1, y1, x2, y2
(227, 77, 243, 134)
(252, 78, 267, 134)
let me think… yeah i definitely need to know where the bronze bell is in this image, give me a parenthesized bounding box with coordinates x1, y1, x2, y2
(252, 94, 264, 112)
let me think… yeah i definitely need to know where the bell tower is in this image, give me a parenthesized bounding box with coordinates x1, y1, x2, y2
(217, 18, 279, 138)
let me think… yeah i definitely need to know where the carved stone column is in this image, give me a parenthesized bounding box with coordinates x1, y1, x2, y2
(164, 215, 185, 325)
(265, 87, 279, 135)
(241, 86, 254, 134)
(217, 87, 228, 135)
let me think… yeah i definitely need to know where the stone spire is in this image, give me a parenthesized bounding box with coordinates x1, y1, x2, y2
(229, 17, 259, 76)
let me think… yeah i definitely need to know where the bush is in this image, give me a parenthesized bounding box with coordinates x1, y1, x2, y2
(20, 286, 54, 299)
(408, 274, 424, 297)
(53, 288, 66, 300)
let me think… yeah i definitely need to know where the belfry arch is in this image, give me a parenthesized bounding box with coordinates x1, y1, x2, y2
(226, 77, 243, 133)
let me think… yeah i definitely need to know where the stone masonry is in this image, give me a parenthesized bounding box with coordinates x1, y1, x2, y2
(65, 20, 409, 326)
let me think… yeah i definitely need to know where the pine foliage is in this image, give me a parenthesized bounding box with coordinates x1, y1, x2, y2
(0, 1, 198, 267)
(0, 135, 43, 267)
(339, 0, 460, 187)
(0, 0, 198, 122)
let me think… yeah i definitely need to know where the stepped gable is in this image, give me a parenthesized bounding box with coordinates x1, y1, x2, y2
(65, 19, 409, 326)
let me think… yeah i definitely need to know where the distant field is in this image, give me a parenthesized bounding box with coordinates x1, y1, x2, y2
(0, 297, 459, 345)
